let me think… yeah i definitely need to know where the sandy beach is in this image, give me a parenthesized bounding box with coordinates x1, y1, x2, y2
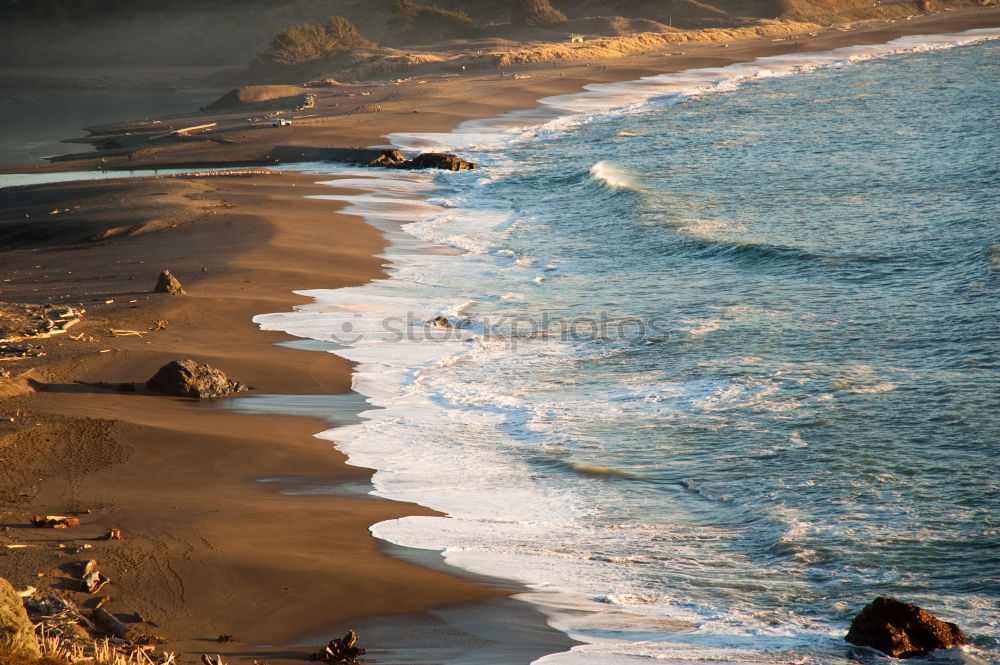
(2, 5, 999, 664)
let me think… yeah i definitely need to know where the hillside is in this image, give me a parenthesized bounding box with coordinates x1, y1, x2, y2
(0, 0, 990, 82)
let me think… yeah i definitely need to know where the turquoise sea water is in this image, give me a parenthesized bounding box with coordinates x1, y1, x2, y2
(257, 33, 996, 664)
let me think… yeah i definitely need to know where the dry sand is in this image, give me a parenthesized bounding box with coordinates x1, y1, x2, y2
(1, 6, 999, 664)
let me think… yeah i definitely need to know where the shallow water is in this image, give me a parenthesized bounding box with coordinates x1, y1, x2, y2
(0, 87, 214, 167)
(262, 31, 1000, 664)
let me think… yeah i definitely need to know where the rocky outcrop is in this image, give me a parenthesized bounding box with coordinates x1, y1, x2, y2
(367, 150, 477, 171)
(368, 149, 407, 167)
(402, 152, 477, 171)
(845, 597, 968, 658)
(0, 576, 41, 661)
(153, 270, 185, 295)
(146, 359, 247, 399)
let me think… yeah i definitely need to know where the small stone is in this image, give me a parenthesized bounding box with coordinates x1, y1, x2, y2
(154, 270, 185, 295)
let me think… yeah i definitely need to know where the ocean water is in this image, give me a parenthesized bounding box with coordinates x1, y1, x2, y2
(0, 88, 216, 166)
(256, 30, 1000, 664)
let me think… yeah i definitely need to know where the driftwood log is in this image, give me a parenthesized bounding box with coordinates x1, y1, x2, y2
(308, 629, 365, 663)
(31, 515, 80, 528)
(93, 608, 136, 640)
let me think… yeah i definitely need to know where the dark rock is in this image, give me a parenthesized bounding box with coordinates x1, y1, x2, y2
(403, 152, 477, 171)
(0, 576, 41, 661)
(145, 359, 247, 399)
(154, 270, 185, 295)
(368, 149, 407, 167)
(845, 597, 968, 658)
(429, 316, 452, 328)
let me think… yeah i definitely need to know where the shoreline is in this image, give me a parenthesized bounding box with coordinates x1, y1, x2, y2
(2, 7, 1000, 664)
(0, 172, 547, 664)
(3, 6, 999, 176)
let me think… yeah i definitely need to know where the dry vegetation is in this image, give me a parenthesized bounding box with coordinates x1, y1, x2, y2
(268, 15, 371, 65)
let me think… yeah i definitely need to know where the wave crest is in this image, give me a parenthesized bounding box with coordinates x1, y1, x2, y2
(589, 160, 640, 191)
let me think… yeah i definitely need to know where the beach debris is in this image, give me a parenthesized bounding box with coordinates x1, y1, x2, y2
(153, 270, 186, 295)
(0, 576, 42, 661)
(103, 528, 123, 541)
(25, 593, 98, 639)
(15, 586, 36, 598)
(216, 634, 234, 643)
(88, 596, 110, 611)
(308, 629, 365, 663)
(93, 607, 137, 640)
(202, 655, 228, 665)
(145, 359, 247, 399)
(0, 304, 85, 343)
(845, 597, 968, 658)
(428, 316, 453, 328)
(79, 560, 98, 577)
(149, 122, 218, 140)
(81, 570, 111, 595)
(109, 329, 144, 337)
(0, 342, 44, 360)
(32, 515, 80, 529)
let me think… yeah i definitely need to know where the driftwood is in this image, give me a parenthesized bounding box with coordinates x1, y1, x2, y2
(150, 122, 217, 140)
(308, 630, 365, 663)
(25, 594, 99, 633)
(32, 515, 80, 528)
(93, 607, 136, 640)
(104, 528, 124, 540)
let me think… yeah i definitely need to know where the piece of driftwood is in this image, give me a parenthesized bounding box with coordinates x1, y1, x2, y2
(308, 630, 365, 663)
(32, 515, 80, 528)
(201, 655, 227, 665)
(150, 122, 217, 140)
(104, 528, 123, 540)
(79, 559, 98, 577)
(93, 607, 135, 640)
